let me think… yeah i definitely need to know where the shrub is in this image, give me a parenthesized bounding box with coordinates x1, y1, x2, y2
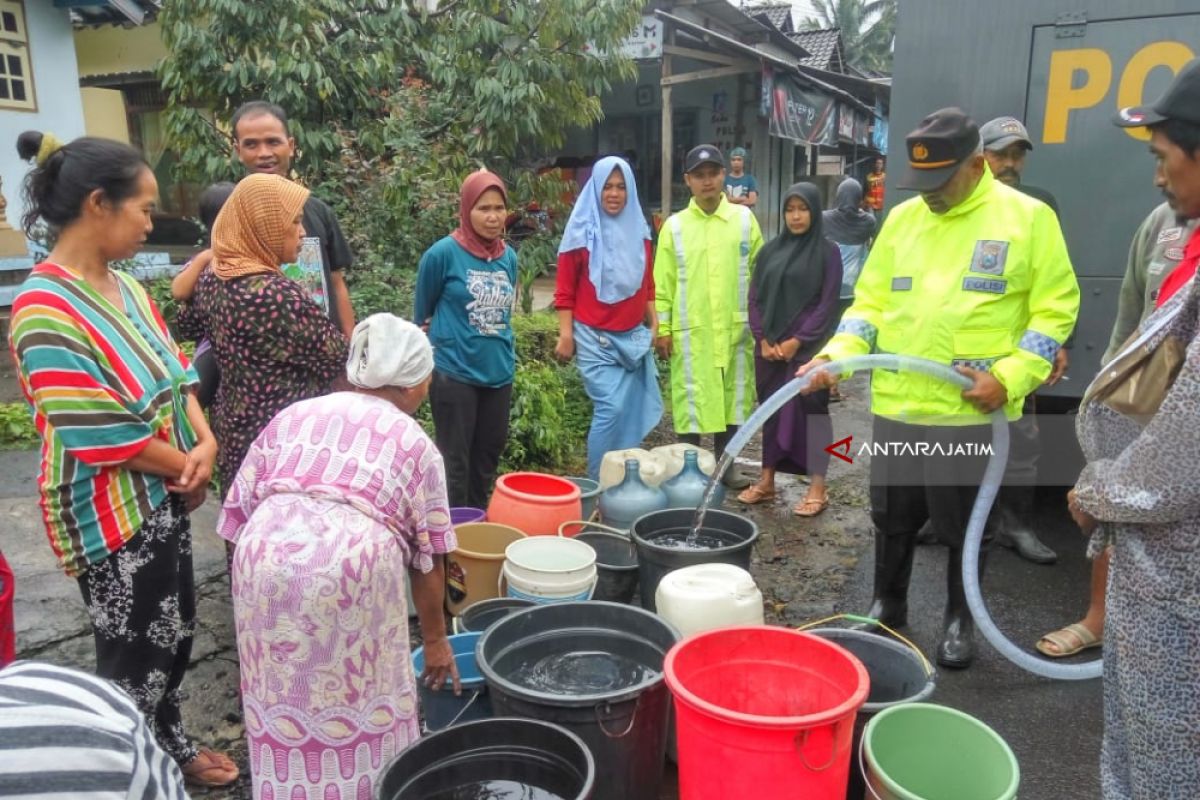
(0, 402, 38, 450)
(501, 312, 591, 475)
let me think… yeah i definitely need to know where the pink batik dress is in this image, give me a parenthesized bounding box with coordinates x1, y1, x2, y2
(218, 392, 455, 800)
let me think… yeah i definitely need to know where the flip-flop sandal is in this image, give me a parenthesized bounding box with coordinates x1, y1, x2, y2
(182, 747, 239, 788)
(793, 496, 829, 517)
(1035, 622, 1101, 658)
(737, 484, 776, 504)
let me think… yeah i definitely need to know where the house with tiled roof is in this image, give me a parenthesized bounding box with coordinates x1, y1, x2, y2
(788, 28, 848, 73)
(748, 3, 795, 34)
(550, 0, 884, 235)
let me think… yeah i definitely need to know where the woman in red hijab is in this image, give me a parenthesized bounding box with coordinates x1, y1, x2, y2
(414, 171, 518, 508)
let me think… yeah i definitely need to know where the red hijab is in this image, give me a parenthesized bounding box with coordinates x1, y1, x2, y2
(451, 170, 508, 261)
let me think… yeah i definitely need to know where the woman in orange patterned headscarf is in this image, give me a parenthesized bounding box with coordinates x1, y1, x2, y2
(176, 173, 348, 498)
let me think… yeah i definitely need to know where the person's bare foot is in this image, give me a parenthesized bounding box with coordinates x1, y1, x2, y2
(182, 747, 239, 787)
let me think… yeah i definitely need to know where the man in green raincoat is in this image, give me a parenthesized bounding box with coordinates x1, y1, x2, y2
(655, 145, 764, 489)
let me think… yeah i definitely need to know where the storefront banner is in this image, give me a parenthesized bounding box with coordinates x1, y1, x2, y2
(872, 99, 889, 154)
(764, 68, 837, 146)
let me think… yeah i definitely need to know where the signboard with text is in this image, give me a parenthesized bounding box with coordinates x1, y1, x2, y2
(620, 15, 663, 60)
(764, 68, 838, 146)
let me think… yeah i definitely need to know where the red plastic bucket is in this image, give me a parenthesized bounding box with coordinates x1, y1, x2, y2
(664, 626, 870, 800)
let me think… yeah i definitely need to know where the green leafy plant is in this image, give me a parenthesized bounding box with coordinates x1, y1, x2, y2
(0, 402, 38, 450)
(501, 312, 591, 474)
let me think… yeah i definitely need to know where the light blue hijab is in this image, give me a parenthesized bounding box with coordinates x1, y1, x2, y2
(558, 156, 652, 304)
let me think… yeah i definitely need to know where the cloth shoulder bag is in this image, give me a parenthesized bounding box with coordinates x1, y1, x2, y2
(1084, 330, 1186, 417)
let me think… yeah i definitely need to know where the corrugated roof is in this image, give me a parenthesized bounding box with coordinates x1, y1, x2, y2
(748, 4, 793, 33)
(60, 0, 161, 28)
(655, 9, 873, 116)
(788, 28, 844, 71)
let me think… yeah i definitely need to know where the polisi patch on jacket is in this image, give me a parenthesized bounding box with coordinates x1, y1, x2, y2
(891, 276, 913, 292)
(963, 276, 1007, 295)
(970, 240, 1009, 275)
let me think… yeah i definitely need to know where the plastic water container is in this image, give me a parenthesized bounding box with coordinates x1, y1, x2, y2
(651, 443, 718, 481)
(412, 631, 492, 731)
(500, 536, 598, 604)
(598, 448, 668, 489)
(654, 563, 764, 638)
(664, 627, 870, 800)
(488, 472, 583, 536)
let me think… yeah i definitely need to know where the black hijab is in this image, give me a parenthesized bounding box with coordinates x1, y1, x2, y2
(752, 182, 828, 343)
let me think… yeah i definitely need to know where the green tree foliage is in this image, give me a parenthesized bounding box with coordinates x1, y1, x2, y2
(158, 0, 643, 184)
(155, 0, 642, 475)
(803, 0, 897, 74)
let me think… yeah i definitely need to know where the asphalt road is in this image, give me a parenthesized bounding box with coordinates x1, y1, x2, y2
(839, 487, 1104, 799)
(3, 446, 1105, 799)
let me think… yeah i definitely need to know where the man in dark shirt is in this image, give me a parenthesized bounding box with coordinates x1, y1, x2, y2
(980, 116, 1059, 215)
(230, 100, 356, 336)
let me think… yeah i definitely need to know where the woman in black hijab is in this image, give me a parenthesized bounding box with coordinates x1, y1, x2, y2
(738, 183, 843, 516)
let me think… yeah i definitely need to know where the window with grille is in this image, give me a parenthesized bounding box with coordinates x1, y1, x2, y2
(0, 1, 33, 112)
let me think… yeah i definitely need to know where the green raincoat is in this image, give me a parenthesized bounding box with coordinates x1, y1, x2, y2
(655, 195, 764, 433)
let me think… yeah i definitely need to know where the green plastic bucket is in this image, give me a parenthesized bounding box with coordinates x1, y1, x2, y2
(862, 703, 1019, 800)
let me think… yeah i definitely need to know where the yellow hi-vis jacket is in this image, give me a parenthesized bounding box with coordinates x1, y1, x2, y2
(818, 167, 1080, 424)
(655, 195, 764, 433)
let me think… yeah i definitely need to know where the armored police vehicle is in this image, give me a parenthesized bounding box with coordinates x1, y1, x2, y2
(888, 0, 1200, 406)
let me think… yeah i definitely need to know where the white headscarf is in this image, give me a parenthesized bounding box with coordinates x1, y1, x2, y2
(346, 313, 434, 389)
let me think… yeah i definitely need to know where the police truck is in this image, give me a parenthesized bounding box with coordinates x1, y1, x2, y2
(888, 0, 1200, 407)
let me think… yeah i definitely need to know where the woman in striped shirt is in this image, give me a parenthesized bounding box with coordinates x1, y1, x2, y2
(9, 132, 237, 787)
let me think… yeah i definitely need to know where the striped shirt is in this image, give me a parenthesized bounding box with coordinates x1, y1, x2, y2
(9, 263, 198, 576)
(0, 662, 189, 799)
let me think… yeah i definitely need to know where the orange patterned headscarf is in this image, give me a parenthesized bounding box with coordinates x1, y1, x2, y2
(212, 173, 310, 281)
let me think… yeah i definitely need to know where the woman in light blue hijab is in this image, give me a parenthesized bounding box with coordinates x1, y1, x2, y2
(554, 156, 662, 479)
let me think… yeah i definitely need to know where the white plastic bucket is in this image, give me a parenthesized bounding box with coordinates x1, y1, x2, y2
(500, 536, 598, 604)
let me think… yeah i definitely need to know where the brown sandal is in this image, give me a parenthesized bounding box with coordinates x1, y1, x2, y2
(182, 747, 239, 788)
(737, 484, 776, 504)
(793, 495, 829, 517)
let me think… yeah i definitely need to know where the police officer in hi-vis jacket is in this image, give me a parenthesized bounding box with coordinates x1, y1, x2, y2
(799, 108, 1080, 668)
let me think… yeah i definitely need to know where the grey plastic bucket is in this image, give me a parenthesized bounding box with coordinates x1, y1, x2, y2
(810, 628, 936, 800)
(630, 508, 758, 613)
(376, 716, 594, 800)
(454, 597, 536, 635)
(575, 531, 639, 605)
(477, 601, 680, 800)
(566, 477, 602, 521)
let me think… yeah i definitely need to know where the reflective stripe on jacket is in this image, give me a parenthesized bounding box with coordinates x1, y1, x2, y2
(654, 196, 764, 432)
